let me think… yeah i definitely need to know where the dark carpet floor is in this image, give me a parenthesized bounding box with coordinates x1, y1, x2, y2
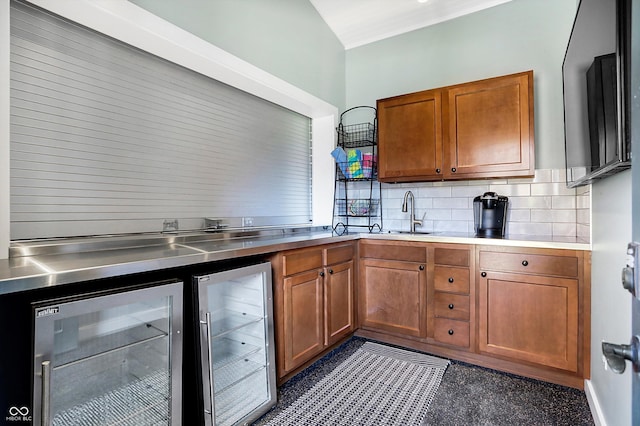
(253, 337, 594, 426)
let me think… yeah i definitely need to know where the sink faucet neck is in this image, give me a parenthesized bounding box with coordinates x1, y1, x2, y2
(402, 190, 423, 233)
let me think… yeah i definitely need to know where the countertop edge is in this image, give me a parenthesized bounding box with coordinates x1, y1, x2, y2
(0, 232, 589, 296)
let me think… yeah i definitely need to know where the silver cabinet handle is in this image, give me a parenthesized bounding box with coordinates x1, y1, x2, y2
(41, 360, 51, 426)
(203, 313, 216, 425)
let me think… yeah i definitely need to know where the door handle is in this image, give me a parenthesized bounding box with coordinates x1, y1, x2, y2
(602, 335, 640, 374)
(41, 360, 51, 426)
(201, 313, 216, 424)
(622, 242, 640, 299)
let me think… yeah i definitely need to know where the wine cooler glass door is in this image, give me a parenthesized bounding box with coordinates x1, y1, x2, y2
(197, 262, 276, 426)
(33, 281, 183, 426)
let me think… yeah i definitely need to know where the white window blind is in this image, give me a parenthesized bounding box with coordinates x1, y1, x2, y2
(9, 0, 312, 240)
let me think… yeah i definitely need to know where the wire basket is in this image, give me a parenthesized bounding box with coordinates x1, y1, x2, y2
(335, 157, 377, 180)
(336, 106, 377, 148)
(335, 199, 380, 217)
(337, 122, 376, 148)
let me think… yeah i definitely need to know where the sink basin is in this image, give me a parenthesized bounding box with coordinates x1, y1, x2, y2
(385, 230, 431, 235)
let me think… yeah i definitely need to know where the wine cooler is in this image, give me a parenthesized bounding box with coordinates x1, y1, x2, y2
(195, 262, 276, 426)
(32, 280, 183, 425)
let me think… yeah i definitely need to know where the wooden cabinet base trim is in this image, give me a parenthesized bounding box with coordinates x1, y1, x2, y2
(355, 329, 585, 390)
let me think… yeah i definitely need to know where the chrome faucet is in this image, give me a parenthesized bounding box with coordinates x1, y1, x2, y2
(402, 190, 423, 233)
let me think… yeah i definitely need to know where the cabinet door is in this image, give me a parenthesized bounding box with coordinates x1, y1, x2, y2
(283, 270, 324, 373)
(359, 258, 427, 337)
(377, 89, 443, 182)
(324, 260, 355, 346)
(478, 271, 578, 372)
(444, 71, 534, 179)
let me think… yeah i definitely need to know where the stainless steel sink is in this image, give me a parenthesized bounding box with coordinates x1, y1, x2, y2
(385, 230, 431, 235)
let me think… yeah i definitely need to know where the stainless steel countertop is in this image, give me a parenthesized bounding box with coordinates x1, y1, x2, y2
(0, 227, 590, 296)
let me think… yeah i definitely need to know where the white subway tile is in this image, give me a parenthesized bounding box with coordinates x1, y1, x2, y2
(576, 209, 590, 225)
(551, 169, 567, 183)
(530, 209, 553, 222)
(436, 197, 469, 209)
(552, 196, 576, 209)
(467, 222, 476, 233)
(553, 223, 576, 237)
(418, 186, 452, 198)
(489, 183, 531, 196)
(509, 196, 552, 209)
(452, 209, 474, 221)
(531, 209, 576, 223)
(530, 183, 576, 196)
(432, 180, 468, 187)
(452, 185, 490, 197)
(508, 209, 531, 222)
(384, 208, 407, 220)
(508, 222, 553, 236)
(576, 194, 590, 209)
(427, 209, 451, 220)
(576, 184, 591, 196)
(415, 198, 434, 209)
(434, 220, 469, 233)
(577, 223, 591, 239)
(507, 177, 536, 184)
(482, 178, 510, 185)
(553, 209, 577, 223)
(535, 169, 553, 183)
(382, 219, 403, 231)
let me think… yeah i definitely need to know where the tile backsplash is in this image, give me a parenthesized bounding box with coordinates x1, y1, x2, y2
(344, 169, 591, 240)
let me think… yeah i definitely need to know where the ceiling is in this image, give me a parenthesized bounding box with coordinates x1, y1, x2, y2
(309, 0, 513, 49)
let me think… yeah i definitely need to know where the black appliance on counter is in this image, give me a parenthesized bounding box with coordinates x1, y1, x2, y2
(473, 192, 508, 238)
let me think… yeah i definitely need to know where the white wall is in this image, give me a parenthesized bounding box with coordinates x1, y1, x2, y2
(345, 0, 577, 170)
(588, 169, 632, 426)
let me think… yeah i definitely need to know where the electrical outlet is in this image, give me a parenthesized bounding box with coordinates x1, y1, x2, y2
(163, 219, 179, 232)
(243, 217, 254, 227)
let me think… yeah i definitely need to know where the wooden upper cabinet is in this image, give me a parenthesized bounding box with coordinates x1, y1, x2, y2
(444, 71, 534, 179)
(377, 89, 443, 182)
(376, 71, 534, 182)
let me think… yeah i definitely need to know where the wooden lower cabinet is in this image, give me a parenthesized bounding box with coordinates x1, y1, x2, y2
(273, 240, 590, 389)
(428, 244, 474, 350)
(478, 271, 578, 371)
(358, 241, 428, 337)
(283, 270, 324, 373)
(324, 260, 355, 346)
(272, 242, 355, 380)
(477, 246, 588, 377)
(359, 258, 426, 337)
(356, 241, 590, 389)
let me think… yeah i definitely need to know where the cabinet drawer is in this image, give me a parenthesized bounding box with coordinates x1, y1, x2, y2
(325, 243, 354, 266)
(282, 248, 323, 276)
(434, 292, 469, 321)
(360, 243, 426, 263)
(434, 247, 469, 267)
(434, 266, 470, 293)
(479, 251, 579, 278)
(434, 318, 470, 348)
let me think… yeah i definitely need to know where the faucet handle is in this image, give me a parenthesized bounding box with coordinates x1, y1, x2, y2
(414, 212, 426, 227)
